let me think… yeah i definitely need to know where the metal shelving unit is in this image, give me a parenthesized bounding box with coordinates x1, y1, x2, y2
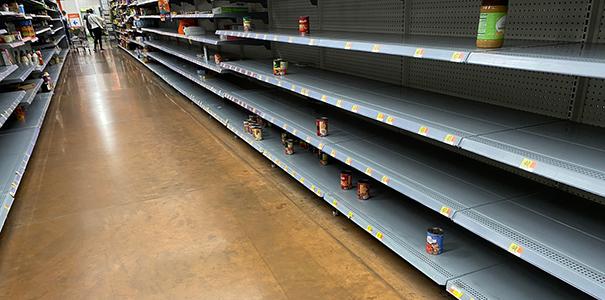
(0, 91, 27, 128)
(118, 46, 593, 299)
(19, 79, 44, 105)
(0, 65, 19, 82)
(221, 59, 605, 200)
(35, 27, 51, 35)
(215, 30, 605, 79)
(144, 40, 225, 73)
(1, 64, 36, 84)
(33, 49, 58, 73)
(171, 12, 267, 20)
(142, 28, 226, 45)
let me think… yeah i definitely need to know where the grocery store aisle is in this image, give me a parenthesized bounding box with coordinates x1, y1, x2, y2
(0, 48, 447, 299)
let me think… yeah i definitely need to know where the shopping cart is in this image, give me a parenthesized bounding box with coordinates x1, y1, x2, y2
(69, 27, 92, 54)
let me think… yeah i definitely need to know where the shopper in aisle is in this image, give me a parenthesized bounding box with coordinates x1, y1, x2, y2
(61, 10, 71, 46)
(84, 9, 105, 52)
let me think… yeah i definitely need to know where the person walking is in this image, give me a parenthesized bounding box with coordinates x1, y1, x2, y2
(61, 10, 71, 46)
(84, 9, 105, 52)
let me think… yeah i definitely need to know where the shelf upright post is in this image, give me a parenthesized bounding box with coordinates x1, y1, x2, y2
(569, 0, 605, 122)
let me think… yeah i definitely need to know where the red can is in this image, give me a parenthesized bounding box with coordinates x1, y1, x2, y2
(357, 179, 370, 200)
(316, 117, 328, 137)
(285, 139, 295, 155)
(299, 16, 309, 36)
(340, 170, 352, 190)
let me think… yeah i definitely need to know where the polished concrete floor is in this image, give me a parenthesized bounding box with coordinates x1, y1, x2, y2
(0, 48, 449, 299)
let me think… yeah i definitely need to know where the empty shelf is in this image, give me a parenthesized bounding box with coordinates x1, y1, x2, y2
(468, 43, 605, 79)
(146, 51, 242, 98)
(2, 63, 35, 84)
(461, 122, 605, 198)
(144, 40, 225, 73)
(33, 48, 58, 73)
(223, 87, 605, 297)
(171, 12, 267, 19)
(19, 79, 44, 105)
(216, 29, 604, 79)
(0, 65, 19, 82)
(142, 28, 225, 45)
(2, 91, 53, 133)
(223, 59, 605, 198)
(0, 91, 27, 128)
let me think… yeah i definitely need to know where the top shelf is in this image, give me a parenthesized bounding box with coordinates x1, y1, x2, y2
(215, 29, 605, 79)
(171, 12, 267, 19)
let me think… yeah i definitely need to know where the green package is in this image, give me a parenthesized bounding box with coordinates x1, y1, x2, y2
(477, 12, 507, 41)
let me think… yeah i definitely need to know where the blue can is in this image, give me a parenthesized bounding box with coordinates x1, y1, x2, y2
(426, 227, 444, 255)
(18, 4, 24, 14)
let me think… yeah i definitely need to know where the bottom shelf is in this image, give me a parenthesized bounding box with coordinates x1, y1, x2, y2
(0, 48, 69, 232)
(118, 46, 590, 300)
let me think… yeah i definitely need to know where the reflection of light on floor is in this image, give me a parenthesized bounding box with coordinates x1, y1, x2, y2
(90, 91, 116, 153)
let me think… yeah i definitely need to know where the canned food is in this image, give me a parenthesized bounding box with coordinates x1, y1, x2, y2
(298, 16, 310, 36)
(214, 53, 223, 65)
(281, 132, 288, 145)
(285, 139, 295, 155)
(357, 179, 370, 200)
(279, 60, 288, 76)
(426, 227, 444, 255)
(243, 17, 252, 32)
(299, 140, 309, 150)
(251, 126, 263, 141)
(273, 59, 282, 76)
(316, 117, 328, 137)
(340, 170, 353, 190)
(243, 121, 251, 133)
(319, 151, 329, 166)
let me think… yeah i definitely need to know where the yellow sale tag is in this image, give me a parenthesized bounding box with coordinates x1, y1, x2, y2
(520, 158, 537, 172)
(508, 243, 523, 257)
(188, 38, 192, 44)
(3, 204, 9, 209)
(291, 85, 297, 92)
(381, 175, 390, 184)
(448, 286, 464, 299)
(332, 199, 338, 207)
(301, 88, 309, 96)
(414, 48, 425, 58)
(365, 167, 373, 176)
(316, 189, 322, 196)
(418, 126, 429, 136)
(371, 44, 381, 53)
(336, 99, 343, 107)
(277, 81, 283, 87)
(376, 112, 385, 121)
(345, 157, 352, 165)
(347, 211, 354, 219)
(308, 39, 316, 46)
(440, 206, 452, 217)
(318, 143, 325, 150)
(311, 184, 316, 190)
(299, 177, 305, 184)
(321, 95, 328, 102)
(386, 116, 394, 125)
(376, 232, 383, 240)
(444, 134, 457, 145)
(366, 225, 373, 232)
(451, 52, 464, 62)
(330, 150, 336, 157)
(292, 129, 298, 135)
(255, 34, 260, 38)
(344, 42, 353, 49)
(283, 124, 288, 130)
(351, 104, 359, 112)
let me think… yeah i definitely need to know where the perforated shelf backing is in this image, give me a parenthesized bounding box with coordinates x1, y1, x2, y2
(320, 0, 404, 34)
(269, 0, 318, 30)
(404, 59, 577, 118)
(598, 1, 605, 43)
(273, 43, 320, 66)
(582, 78, 605, 127)
(324, 48, 403, 85)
